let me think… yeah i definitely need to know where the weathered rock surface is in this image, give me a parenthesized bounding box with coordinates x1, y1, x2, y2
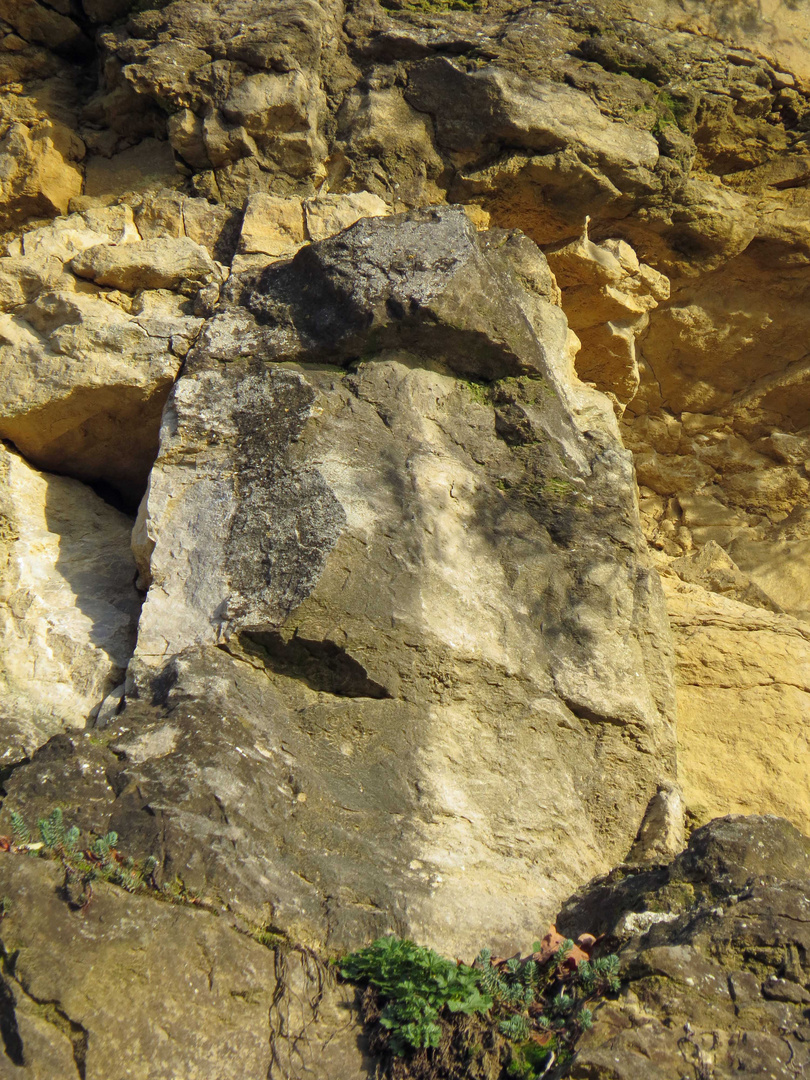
(547, 229, 670, 412)
(0, 206, 203, 502)
(0, 852, 370, 1079)
(70, 235, 220, 296)
(664, 575, 810, 836)
(0, 444, 141, 764)
(1, 0, 810, 1074)
(559, 815, 810, 1079)
(2, 207, 677, 962)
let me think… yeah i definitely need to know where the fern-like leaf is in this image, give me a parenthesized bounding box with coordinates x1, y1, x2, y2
(9, 810, 30, 847)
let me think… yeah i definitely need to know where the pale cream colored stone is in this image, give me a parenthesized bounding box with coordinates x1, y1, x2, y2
(0, 225, 202, 497)
(665, 575, 810, 837)
(0, 445, 141, 759)
(335, 87, 447, 206)
(626, 782, 686, 863)
(233, 191, 389, 268)
(0, 254, 63, 311)
(14, 204, 140, 261)
(70, 236, 220, 295)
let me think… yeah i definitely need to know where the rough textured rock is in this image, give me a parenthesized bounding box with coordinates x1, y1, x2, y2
(7, 207, 677, 961)
(70, 235, 221, 295)
(0, 121, 83, 226)
(0, 852, 370, 1080)
(665, 575, 810, 836)
(547, 229, 670, 412)
(0, 206, 202, 502)
(2, 0, 810, 1073)
(0, 444, 141, 764)
(559, 815, 810, 1079)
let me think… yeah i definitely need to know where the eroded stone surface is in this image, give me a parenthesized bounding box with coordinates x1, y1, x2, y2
(113, 207, 677, 955)
(0, 205, 202, 502)
(559, 815, 810, 1079)
(0, 853, 370, 1080)
(0, 0, 810, 1073)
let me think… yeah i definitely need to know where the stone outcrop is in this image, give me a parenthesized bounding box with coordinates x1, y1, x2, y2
(0, 204, 205, 503)
(559, 815, 810, 1078)
(546, 229, 670, 412)
(1, 206, 676, 962)
(0, 0, 810, 1074)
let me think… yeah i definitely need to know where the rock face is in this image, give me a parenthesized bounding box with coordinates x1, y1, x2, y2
(1, 0, 810, 1074)
(0, 204, 205, 504)
(0, 851, 370, 1080)
(665, 575, 810, 836)
(559, 815, 810, 1078)
(3, 206, 676, 960)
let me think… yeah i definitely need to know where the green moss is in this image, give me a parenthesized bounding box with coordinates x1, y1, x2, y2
(645, 881, 696, 914)
(462, 379, 491, 405)
(496, 474, 577, 504)
(543, 477, 575, 499)
(249, 926, 288, 949)
(494, 375, 553, 406)
(651, 89, 692, 134)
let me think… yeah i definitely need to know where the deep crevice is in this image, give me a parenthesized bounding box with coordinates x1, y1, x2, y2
(0, 758, 31, 803)
(0, 942, 88, 1080)
(0, 974, 24, 1068)
(560, 696, 626, 726)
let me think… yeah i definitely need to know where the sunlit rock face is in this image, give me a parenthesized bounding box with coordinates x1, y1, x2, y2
(115, 206, 675, 955)
(0, 444, 141, 763)
(1, 0, 810, 1074)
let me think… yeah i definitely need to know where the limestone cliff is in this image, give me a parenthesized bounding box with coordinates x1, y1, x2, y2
(0, 0, 809, 1077)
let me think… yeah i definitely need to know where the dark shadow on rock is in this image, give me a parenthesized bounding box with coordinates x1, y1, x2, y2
(234, 632, 393, 699)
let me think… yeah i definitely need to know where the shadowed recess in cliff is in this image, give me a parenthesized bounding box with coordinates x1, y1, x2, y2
(0, 973, 24, 1068)
(229, 631, 393, 699)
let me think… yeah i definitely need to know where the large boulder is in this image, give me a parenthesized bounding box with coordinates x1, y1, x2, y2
(69, 206, 677, 957)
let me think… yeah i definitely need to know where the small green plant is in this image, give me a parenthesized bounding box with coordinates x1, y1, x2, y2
(341, 933, 621, 1076)
(462, 379, 491, 406)
(340, 936, 491, 1054)
(2, 807, 163, 909)
(651, 89, 691, 134)
(9, 810, 30, 848)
